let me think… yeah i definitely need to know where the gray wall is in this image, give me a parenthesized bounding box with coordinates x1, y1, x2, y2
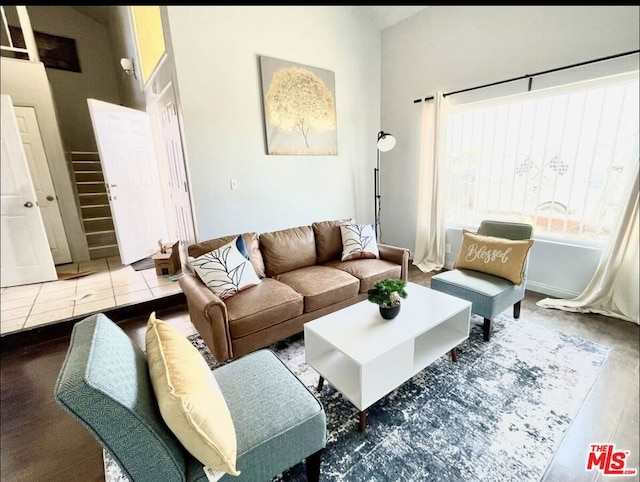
(380, 5, 640, 297)
(165, 6, 382, 241)
(2, 5, 124, 263)
(25, 6, 122, 152)
(0, 59, 89, 261)
(31, 6, 637, 296)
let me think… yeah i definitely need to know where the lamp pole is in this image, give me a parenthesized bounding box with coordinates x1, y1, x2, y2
(374, 146, 381, 240)
(375, 130, 395, 242)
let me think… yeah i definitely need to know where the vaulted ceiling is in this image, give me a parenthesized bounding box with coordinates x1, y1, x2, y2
(69, 6, 430, 30)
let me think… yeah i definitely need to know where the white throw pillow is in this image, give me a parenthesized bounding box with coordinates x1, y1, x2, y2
(188, 235, 261, 299)
(340, 223, 379, 261)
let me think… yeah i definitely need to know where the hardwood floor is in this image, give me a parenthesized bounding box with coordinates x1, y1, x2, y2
(0, 266, 638, 482)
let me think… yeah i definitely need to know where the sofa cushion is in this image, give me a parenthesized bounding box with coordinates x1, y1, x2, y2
(227, 278, 304, 338)
(260, 225, 317, 277)
(454, 230, 534, 285)
(188, 236, 261, 300)
(312, 218, 352, 264)
(145, 313, 240, 476)
(324, 258, 402, 293)
(340, 222, 379, 261)
(274, 265, 359, 312)
(54, 313, 188, 482)
(188, 232, 266, 279)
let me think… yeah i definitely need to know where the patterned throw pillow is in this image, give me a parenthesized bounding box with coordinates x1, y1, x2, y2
(454, 230, 534, 285)
(188, 236, 261, 299)
(340, 223, 379, 261)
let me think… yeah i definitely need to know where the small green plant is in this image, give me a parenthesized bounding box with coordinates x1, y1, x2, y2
(367, 279, 408, 308)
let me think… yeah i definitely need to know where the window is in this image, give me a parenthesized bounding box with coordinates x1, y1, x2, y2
(1, 6, 34, 62)
(130, 6, 166, 85)
(443, 72, 639, 245)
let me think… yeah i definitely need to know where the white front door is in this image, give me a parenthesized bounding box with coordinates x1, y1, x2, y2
(1, 95, 58, 287)
(87, 99, 168, 265)
(156, 82, 196, 246)
(14, 105, 72, 265)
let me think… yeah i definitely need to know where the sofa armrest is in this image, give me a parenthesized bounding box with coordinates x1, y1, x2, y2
(378, 243, 410, 281)
(178, 272, 233, 363)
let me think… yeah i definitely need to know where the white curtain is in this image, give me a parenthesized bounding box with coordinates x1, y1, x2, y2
(536, 165, 639, 324)
(413, 92, 448, 272)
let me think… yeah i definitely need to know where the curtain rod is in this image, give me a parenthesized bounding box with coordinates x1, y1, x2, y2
(413, 49, 640, 103)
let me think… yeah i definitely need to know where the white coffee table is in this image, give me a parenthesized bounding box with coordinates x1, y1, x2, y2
(304, 281, 471, 431)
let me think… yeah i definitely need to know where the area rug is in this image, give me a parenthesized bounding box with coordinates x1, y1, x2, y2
(104, 314, 611, 482)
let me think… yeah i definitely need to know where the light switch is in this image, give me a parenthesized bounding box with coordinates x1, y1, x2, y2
(230, 178, 238, 190)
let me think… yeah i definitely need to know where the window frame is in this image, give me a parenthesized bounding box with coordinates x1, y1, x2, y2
(441, 70, 639, 248)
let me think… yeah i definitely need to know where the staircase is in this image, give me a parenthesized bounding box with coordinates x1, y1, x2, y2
(70, 152, 119, 260)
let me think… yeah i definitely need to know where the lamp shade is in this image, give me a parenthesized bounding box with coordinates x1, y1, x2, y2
(376, 132, 396, 152)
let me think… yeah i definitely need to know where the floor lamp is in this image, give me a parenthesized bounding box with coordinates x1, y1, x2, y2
(374, 131, 396, 241)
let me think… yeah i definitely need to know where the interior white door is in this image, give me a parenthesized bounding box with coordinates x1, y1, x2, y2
(14, 105, 72, 265)
(87, 98, 168, 265)
(156, 82, 196, 246)
(1, 95, 58, 287)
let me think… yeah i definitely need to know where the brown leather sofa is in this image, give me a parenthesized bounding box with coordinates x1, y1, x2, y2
(178, 219, 410, 363)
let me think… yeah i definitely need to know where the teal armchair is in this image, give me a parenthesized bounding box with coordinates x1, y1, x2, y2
(54, 313, 326, 482)
(430, 220, 534, 341)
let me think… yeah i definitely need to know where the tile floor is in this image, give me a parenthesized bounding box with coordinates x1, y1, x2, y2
(0, 256, 183, 335)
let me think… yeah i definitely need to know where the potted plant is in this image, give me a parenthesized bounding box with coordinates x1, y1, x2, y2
(367, 278, 408, 320)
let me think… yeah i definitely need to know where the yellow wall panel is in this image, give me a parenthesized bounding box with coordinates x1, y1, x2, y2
(131, 6, 165, 84)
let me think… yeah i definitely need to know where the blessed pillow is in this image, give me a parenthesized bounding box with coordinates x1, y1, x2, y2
(145, 313, 240, 476)
(454, 230, 534, 285)
(188, 235, 261, 299)
(340, 223, 379, 261)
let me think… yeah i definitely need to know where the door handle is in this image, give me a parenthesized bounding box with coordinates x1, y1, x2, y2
(24, 201, 34, 208)
(46, 195, 55, 201)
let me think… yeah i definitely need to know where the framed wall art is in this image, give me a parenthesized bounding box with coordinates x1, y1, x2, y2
(259, 55, 338, 155)
(9, 26, 81, 73)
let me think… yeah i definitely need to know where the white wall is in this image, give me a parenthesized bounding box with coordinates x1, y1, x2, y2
(108, 6, 147, 111)
(165, 6, 381, 240)
(0, 59, 89, 262)
(381, 5, 640, 297)
(443, 227, 606, 297)
(25, 6, 122, 152)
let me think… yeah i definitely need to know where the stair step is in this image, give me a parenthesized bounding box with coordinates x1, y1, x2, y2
(72, 161, 103, 172)
(81, 205, 112, 218)
(84, 217, 115, 233)
(76, 182, 107, 194)
(74, 171, 104, 183)
(86, 230, 117, 247)
(88, 244, 119, 260)
(70, 151, 100, 162)
(78, 193, 109, 206)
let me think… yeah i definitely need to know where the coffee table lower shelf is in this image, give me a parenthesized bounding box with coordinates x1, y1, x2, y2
(314, 344, 460, 432)
(305, 303, 471, 432)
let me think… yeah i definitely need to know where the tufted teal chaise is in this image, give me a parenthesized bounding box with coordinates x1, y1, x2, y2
(54, 313, 326, 482)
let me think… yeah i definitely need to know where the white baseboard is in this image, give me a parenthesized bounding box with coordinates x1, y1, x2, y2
(525, 280, 580, 299)
(440, 261, 581, 299)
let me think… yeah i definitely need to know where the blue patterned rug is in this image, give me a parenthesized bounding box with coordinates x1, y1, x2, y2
(104, 314, 611, 482)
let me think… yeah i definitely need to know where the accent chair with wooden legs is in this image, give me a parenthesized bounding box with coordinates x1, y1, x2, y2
(430, 220, 534, 341)
(54, 313, 326, 482)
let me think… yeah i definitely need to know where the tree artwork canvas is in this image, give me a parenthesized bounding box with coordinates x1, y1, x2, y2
(260, 56, 338, 155)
